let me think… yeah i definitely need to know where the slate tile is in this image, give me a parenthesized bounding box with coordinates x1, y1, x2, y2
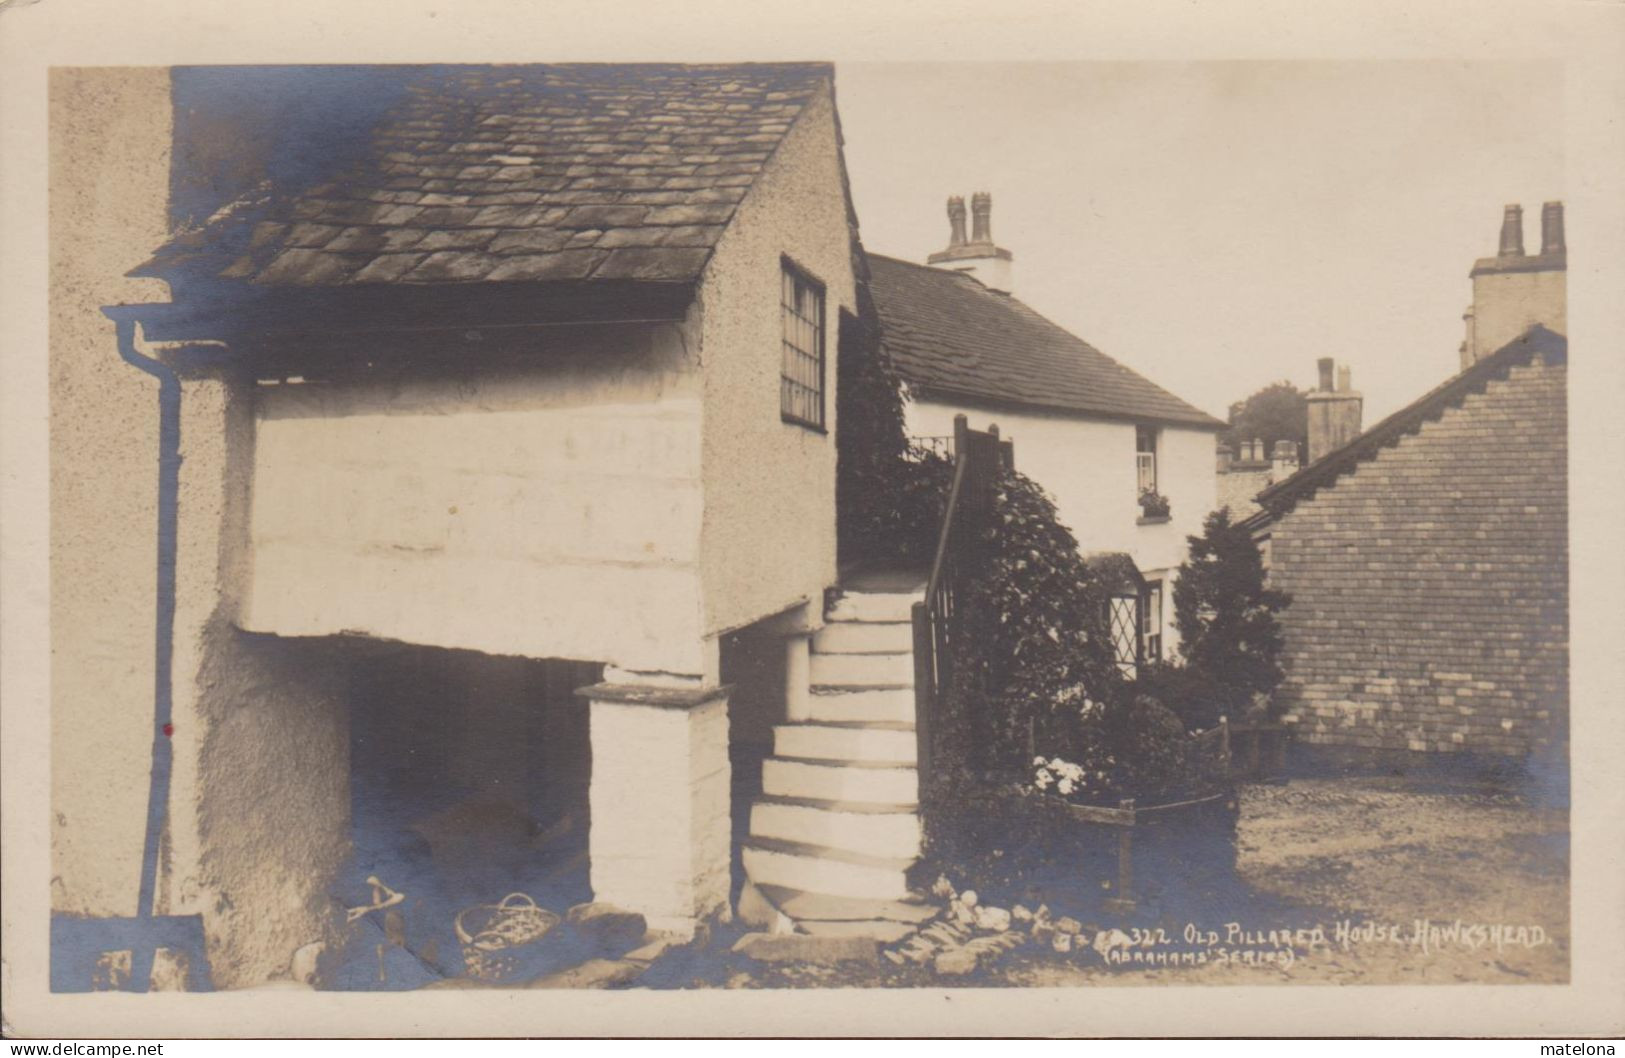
(255, 248, 367, 285)
(414, 229, 500, 251)
(559, 204, 650, 228)
(412, 205, 483, 227)
(486, 249, 609, 281)
(593, 246, 709, 280)
(325, 227, 395, 253)
(284, 223, 344, 249)
(401, 250, 501, 282)
(351, 253, 430, 283)
(593, 226, 666, 249)
(488, 229, 575, 255)
(644, 203, 735, 226)
(660, 224, 725, 247)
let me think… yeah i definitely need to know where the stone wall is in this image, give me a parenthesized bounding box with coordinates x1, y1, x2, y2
(1266, 355, 1568, 755)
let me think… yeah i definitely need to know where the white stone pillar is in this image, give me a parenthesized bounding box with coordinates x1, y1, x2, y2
(580, 681, 733, 936)
(784, 633, 812, 723)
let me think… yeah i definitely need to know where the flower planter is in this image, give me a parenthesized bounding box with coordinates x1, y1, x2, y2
(995, 784, 1238, 917)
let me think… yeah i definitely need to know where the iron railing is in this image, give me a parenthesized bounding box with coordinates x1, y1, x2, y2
(911, 414, 1014, 782)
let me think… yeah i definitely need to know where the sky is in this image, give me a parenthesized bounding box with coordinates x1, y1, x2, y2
(833, 61, 1565, 424)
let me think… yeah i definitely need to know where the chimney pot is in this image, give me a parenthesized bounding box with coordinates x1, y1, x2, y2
(1317, 357, 1335, 392)
(1498, 204, 1525, 257)
(1336, 364, 1351, 393)
(1217, 444, 1233, 472)
(947, 196, 968, 247)
(970, 191, 992, 244)
(1541, 201, 1565, 255)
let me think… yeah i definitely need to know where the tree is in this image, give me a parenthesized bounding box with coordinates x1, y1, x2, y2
(1224, 381, 1308, 461)
(1169, 508, 1290, 722)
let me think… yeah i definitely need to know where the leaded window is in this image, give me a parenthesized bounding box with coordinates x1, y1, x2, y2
(780, 260, 825, 430)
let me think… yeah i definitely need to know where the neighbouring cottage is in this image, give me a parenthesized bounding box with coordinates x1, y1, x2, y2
(1244, 203, 1568, 758)
(1216, 359, 1363, 519)
(1216, 438, 1299, 521)
(868, 195, 1225, 665)
(53, 62, 956, 989)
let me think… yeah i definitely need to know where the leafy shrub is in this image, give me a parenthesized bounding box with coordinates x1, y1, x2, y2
(835, 299, 915, 567)
(1169, 508, 1290, 721)
(933, 469, 1124, 790)
(1025, 694, 1222, 807)
(1133, 661, 1223, 733)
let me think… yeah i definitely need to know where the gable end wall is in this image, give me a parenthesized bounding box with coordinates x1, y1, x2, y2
(1267, 356, 1567, 756)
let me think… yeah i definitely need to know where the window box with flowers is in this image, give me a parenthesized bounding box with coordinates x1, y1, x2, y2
(1137, 488, 1171, 523)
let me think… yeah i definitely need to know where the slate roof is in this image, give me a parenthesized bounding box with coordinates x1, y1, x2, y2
(866, 254, 1224, 430)
(136, 63, 833, 288)
(1246, 324, 1569, 528)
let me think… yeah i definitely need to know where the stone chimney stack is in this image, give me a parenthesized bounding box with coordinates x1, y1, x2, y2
(1541, 201, 1565, 255)
(927, 190, 1015, 294)
(1271, 439, 1299, 480)
(1498, 204, 1525, 257)
(947, 196, 968, 248)
(1307, 359, 1363, 464)
(1463, 200, 1566, 369)
(970, 192, 992, 243)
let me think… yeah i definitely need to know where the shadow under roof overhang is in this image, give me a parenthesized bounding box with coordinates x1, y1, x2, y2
(107, 278, 698, 378)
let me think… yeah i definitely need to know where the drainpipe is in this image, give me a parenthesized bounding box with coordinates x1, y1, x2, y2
(107, 313, 183, 932)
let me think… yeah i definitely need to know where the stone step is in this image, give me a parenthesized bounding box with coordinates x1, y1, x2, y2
(773, 722, 916, 764)
(755, 884, 938, 924)
(824, 591, 922, 624)
(741, 838, 913, 901)
(805, 687, 915, 725)
(750, 797, 922, 860)
(810, 651, 914, 688)
(813, 620, 915, 656)
(798, 919, 919, 943)
(762, 757, 918, 805)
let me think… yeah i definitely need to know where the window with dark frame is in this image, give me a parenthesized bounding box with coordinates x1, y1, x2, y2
(1141, 580, 1163, 663)
(1136, 424, 1159, 494)
(780, 259, 826, 430)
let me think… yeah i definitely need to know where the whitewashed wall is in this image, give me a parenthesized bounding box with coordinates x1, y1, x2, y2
(904, 396, 1219, 655)
(244, 327, 708, 675)
(51, 68, 351, 987)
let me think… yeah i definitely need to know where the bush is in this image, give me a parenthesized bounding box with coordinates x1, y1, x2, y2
(1133, 661, 1223, 734)
(1169, 508, 1290, 721)
(933, 469, 1124, 790)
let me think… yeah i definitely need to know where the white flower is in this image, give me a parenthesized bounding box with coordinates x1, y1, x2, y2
(1057, 777, 1075, 796)
(1035, 771, 1053, 789)
(1033, 756, 1046, 767)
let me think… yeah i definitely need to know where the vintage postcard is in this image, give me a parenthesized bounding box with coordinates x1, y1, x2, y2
(3, 0, 1623, 1040)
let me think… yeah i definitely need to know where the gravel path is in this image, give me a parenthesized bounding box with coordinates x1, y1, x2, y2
(1006, 776, 1569, 986)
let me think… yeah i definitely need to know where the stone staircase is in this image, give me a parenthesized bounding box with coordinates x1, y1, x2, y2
(740, 576, 938, 942)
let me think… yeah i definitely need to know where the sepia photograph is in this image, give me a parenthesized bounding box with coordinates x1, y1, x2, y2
(3, 0, 1623, 1042)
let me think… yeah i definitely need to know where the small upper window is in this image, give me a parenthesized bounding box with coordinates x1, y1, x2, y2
(1136, 425, 1159, 494)
(780, 260, 826, 430)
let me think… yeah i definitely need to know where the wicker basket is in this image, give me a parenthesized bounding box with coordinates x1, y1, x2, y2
(454, 893, 561, 983)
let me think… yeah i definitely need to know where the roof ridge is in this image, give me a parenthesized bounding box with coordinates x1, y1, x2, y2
(865, 251, 1225, 429)
(1247, 324, 1567, 527)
